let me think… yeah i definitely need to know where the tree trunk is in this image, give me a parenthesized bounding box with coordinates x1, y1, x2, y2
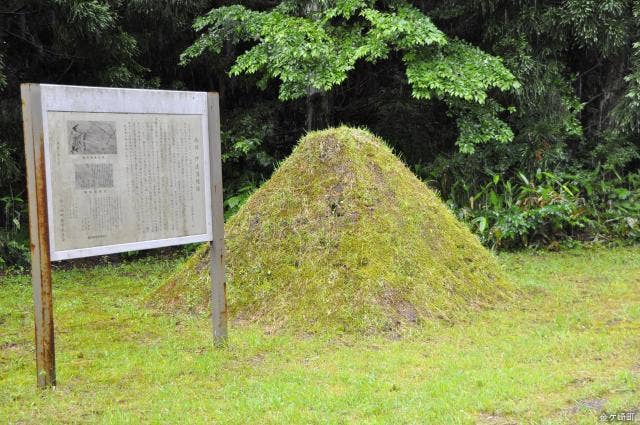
(306, 86, 331, 131)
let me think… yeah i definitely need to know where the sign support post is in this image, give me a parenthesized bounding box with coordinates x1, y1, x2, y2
(207, 93, 228, 345)
(21, 83, 56, 389)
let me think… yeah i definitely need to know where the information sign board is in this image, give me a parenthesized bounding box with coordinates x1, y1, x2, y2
(21, 84, 227, 389)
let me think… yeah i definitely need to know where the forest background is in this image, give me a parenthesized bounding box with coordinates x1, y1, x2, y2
(1, 0, 639, 270)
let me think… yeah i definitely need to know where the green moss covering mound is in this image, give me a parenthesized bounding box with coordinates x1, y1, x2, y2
(155, 127, 512, 332)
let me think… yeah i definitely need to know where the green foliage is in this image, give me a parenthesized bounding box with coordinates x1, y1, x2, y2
(219, 103, 277, 218)
(223, 183, 256, 219)
(561, 0, 631, 55)
(452, 100, 514, 154)
(181, 2, 452, 100)
(413, 0, 640, 250)
(0, 141, 27, 271)
(0, 190, 28, 271)
(0, 231, 29, 272)
(404, 40, 519, 103)
(422, 161, 640, 249)
(52, 0, 116, 34)
(182, 0, 519, 150)
(0, 53, 6, 90)
(613, 41, 640, 133)
(494, 37, 584, 150)
(455, 170, 592, 249)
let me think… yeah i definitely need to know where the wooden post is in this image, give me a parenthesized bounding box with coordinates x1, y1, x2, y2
(21, 84, 56, 388)
(207, 93, 227, 345)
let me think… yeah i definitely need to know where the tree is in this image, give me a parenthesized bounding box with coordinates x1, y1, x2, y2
(181, 0, 519, 152)
(429, 0, 640, 173)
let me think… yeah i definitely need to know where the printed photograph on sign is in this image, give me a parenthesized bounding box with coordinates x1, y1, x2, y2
(68, 121, 117, 154)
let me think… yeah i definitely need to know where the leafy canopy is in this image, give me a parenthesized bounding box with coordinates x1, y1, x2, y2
(181, 0, 520, 152)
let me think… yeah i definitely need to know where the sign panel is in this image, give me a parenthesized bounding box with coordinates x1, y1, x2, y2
(38, 85, 213, 260)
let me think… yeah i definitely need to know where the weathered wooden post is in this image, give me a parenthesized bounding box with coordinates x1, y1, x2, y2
(21, 84, 56, 388)
(207, 93, 228, 344)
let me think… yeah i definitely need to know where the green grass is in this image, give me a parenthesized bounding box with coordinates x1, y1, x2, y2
(1, 246, 639, 424)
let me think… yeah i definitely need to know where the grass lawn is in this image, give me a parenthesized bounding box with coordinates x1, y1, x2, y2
(1, 246, 639, 424)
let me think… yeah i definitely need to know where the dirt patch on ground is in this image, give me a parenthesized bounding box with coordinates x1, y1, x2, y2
(564, 398, 607, 415)
(476, 413, 518, 424)
(0, 342, 21, 352)
(380, 285, 418, 325)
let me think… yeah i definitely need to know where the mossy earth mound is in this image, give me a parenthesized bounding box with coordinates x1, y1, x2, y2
(155, 127, 512, 332)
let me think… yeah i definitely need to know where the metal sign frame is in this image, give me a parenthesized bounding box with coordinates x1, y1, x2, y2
(21, 84, 227, 389)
